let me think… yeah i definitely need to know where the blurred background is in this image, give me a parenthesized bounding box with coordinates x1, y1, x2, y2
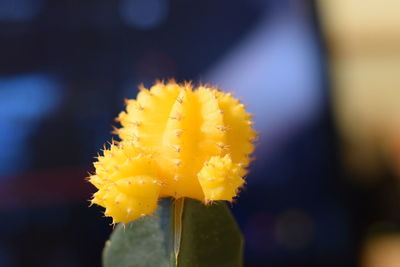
(1, 0, 400, 266)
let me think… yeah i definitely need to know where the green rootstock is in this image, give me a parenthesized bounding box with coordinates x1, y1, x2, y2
(103, 198, 243, 267)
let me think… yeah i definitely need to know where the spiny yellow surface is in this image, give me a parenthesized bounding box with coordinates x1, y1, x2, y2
(89, 81, 256, 223)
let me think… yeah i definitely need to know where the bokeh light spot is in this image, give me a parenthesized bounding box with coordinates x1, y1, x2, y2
(119, 0, 169, 30)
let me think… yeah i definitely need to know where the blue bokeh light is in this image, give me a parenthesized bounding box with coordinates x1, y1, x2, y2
(0, 0, 42, 22)
(119, 0, 169, 30)
(0, 74, 62, 175)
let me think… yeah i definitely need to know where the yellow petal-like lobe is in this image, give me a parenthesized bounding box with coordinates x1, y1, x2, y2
(215, 91, 256, 167)
(198, 155, 245, 202)
(94, 176, 161, 223)
(89, 81, 256, 223)
(118, 82, 181, 147)
(90, 143, 161, 223)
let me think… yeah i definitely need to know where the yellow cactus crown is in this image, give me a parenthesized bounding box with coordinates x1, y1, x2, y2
(89, 80, 256, 223)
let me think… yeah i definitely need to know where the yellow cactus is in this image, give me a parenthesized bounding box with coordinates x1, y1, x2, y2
(89, 81, 256, 223)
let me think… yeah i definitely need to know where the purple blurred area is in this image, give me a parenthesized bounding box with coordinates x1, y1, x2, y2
(0, 0, 385, 266)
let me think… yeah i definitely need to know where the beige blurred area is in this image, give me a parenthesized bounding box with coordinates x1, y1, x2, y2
(318, 0, 400, 180)
(361, 234, 400, 267)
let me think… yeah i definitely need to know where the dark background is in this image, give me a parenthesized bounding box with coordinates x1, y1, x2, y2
(1, 0, 399, 266)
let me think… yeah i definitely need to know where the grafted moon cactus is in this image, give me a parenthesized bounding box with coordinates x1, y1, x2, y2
(89, 81, 256, 223)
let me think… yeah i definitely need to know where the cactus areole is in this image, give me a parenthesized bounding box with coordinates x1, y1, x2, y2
(89, 81, 256, 223)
